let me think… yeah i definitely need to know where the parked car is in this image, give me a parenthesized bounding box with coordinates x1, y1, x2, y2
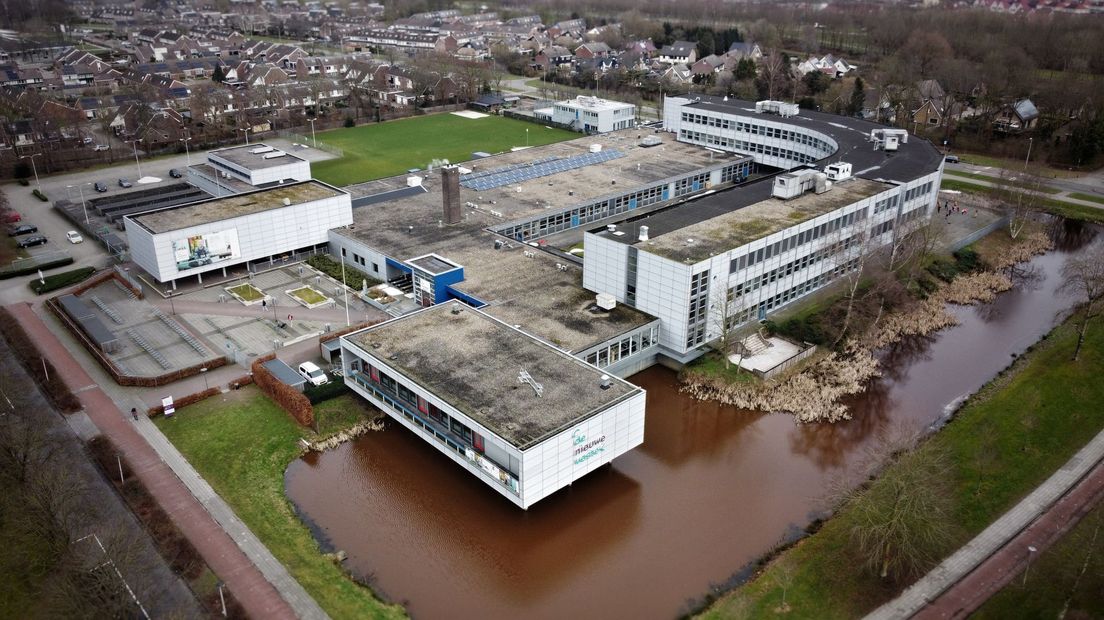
(8, 224, 37, 236)
(2, 211, 21, 224)
(298, 362, 330, 387)
(169, 168, 182, 178)
(118, 178, 132, 188)
(82, 137, 93, 145)
(93, 144, 109, 151)
(94, 181, 108, 192)
(65, 230, 83, 244)
(17, 234, 47, 248)
(944, 154, 960, 164)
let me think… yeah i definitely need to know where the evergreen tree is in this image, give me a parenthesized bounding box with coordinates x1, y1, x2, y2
(212, 65, 225, 83)
(848, 77, 866, 117)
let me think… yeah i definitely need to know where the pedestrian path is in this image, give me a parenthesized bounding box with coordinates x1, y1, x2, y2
(865, 429, 1104, 619)
(5, 301, 326, 620)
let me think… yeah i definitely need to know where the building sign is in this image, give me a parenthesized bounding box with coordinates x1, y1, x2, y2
(572, 428, 605, 465)
(172, 228, 241, 272)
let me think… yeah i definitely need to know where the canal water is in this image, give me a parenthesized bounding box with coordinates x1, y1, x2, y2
(286, 221, 1098, 620)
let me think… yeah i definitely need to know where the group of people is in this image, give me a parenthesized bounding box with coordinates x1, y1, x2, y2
(937, 200, 976, 219)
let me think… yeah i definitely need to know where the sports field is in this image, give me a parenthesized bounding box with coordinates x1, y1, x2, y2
(309, 113, 579, 186)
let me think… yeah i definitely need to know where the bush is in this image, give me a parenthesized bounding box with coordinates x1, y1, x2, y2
(29, 266, 96, 294)
(343, 117, 355, 128)
(952, 247, 984, 272)
(18, 177, 29, 186)
(305, 253, 380, 289)
(251, 354, 314, 427)
(767, 315, 830, 347)
(32, 189, 47, 201)
(0, 307, 82, 412)
(305, 378, 348, 404)
(926, 257, 959, 282)
(0, 256, 74, 279)
(146, 387, 221, 417)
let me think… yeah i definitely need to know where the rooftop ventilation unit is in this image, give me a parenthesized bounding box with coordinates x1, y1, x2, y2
(262, 151, 286, 159)
(869, 128, 909, 152)
(589, 143, 603, 153)
(282, 197, 291, 206)
(755, 100, 799, 117)
(773, 170, 831, 200)
(824, 162, 852, 182)
(638, 225, 649, 241)
(596, 292, 617, 311)
(250, 145, 274, 154)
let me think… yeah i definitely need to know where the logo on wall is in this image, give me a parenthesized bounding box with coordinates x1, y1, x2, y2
(572, 428, 605, 465)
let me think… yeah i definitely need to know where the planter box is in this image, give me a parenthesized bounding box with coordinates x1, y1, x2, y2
(285, 285, 332, 309)
(225, 283, 267, 305)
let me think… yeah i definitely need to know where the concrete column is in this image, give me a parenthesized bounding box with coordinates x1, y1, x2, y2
(222, 266, 227, 277)
(197, 272, 203, 284)
(171, 279, 177, 291)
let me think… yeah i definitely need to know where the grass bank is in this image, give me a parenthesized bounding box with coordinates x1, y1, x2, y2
(954, 152, 1087, 179)
(1069, 191, 1104, 205)
(943, 168, 1061, 194)
(973, 501, 1104, 619)
(155, 388, 404, 619)
(701, 308, 1104, 619)
(309, 113, 577, 186)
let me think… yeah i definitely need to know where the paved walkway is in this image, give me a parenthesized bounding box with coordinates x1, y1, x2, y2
(866, 430, 1104, 619)
(6, 302, 327, 620)
(942, 167, 1104, 210)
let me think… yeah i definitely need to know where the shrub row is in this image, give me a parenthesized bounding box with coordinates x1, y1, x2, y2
(0, 256, 74, 279)
(18, 177, 29, 186)
(86, 436, 247, 619)
(228, 373, 255, 390)
(0, 306, 82, 412)
(317, 320, 381, 347)
(304, 378, 348, 404)
(146, 386, 221, 417)
(926, 247, 986, 283)
(29, 266, 97, 294)
(306, 253, 380, 290)
(251, 354, 314, 428)
(32, 188, 47, 201)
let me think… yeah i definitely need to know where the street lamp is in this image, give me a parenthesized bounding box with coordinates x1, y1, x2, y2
(1024, 137, 1034, 171)
(19, 153, 41, 189)
(1023, 545, 1037, 586)
(307, 117, 317, 148)
(239, 126, 251, 145)
(525, 127, 529, 147)
(126, 139, 144, 179)
(165, 289, 176, 315)
(66, 183, 91, 225)
(200, 367, 209, 391)
(180, 132, 193, 167)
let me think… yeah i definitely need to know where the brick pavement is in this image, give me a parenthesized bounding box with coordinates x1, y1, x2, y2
(866, 431, 1104, 619)
(6, 302, 307, 620)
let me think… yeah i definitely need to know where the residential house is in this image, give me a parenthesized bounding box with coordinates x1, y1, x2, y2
(575, 41, 612, 59)
(726, 41, 763, 60)
(691, 54, 726, 78)
(995, 98, 1040, 131)
(657, 41, 697, 65)
(531, 46, 573, 72)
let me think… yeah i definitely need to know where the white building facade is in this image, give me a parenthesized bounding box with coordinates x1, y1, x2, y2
(551, 96, 636, 133)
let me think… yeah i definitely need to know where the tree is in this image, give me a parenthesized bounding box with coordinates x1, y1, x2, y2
(756, 52, 790, 101)
(212, 64, 225, 83)
(841, 437, 954, 581)
(734, 57, 757, 81)
(846, 77, 865, 117)
(801, 70, 829, 96)
(990, 172, 1045, 240)
(901, 31, 952, 79)
(1058, 245, 1104, 362)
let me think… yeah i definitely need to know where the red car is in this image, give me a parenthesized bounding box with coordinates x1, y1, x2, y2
(2, 211, 21, 224)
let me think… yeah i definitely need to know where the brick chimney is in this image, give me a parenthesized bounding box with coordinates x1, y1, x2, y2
(442, 166, 461, 225)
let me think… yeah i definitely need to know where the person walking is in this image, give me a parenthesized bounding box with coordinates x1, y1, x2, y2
(131, 407, 138, 421)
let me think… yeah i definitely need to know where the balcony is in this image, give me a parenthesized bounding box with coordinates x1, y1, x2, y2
(349, 372, 520, 496)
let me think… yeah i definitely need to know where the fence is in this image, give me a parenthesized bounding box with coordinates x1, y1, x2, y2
(756, 342, 818, 380)
(0, 249, 72, 278)
(502, 109, 582, 133)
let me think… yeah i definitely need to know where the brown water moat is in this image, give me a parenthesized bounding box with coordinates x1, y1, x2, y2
(286, 221, 1099, 619)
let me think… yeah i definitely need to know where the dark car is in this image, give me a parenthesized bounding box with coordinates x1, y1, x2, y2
(944, 155, 960, 164)
(169, 168, 182, 178)
(118, 178, 132, 188)
(17, 234, 47, 248)
(8, 224, 37, 236)
(94, 181, 108, 192)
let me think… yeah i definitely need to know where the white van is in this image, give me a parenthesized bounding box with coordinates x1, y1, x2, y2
(298, 361, 329, 386)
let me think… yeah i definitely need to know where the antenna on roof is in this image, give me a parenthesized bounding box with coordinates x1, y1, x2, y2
(518, 369, 543, 398)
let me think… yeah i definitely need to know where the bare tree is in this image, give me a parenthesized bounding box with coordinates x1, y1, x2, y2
(771, 558, 797, 613)
(1057, 244, 1104, 361)
(990, 172, 1045, 240)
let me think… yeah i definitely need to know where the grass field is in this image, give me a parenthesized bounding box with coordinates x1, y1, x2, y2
(309, 114, 578, 186)
(155, 389, 404, 620)
(1069, 192, 1104, 205)
(288, 286, 329, 305)
(955, 152, 1087, 179)
(943, 169, 1062, 194)
(227, 283, 265, 302)
(702, 302, 1104, 618)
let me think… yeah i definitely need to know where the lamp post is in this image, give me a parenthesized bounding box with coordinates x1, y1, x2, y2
(126, 139, 144, 178)
(1023, 545, 1037, 586)
(340, 251, 350, 327)
(67, 183, 91, 225)
(165, 289, 176, 315)
(200, 367, 209, 391)
(19, 153, 41, 189)
(180, 132, 192, 167)
(239, 126, 251, 145)
(525, 127, 529, 147)
(1024, 137, 1033, 171)
(307, 117, 317, 148)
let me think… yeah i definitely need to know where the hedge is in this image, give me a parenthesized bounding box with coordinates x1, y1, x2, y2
(304, 378, 348, 404)
(29, 266, 97, 294)
(306, 253, 380, 290)
(0, 307, 82, 413)
(32, 189, 47, 201)
(251, 354, 314, 428)
(18, 178, 29, 186)
(0, 256, 74, 280)
(146, 386, 221, 417)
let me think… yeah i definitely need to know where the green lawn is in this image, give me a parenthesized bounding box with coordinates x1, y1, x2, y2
(943, 169, 1061, 194)
(955, 152, 1087, 179)
(309, 114, 578, 186)
(973, 501, 1104, 619)
(1069, 192, 1104, 205)
(227, 283, 265, 302)
(940, 179, 1104, 224)
(288, 286, 329, 306)
(682, 351, 764, 385)
(155, 389, 403, 619)
(702, 309, 1104, 619)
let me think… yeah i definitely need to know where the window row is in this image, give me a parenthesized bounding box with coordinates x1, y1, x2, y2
(679, 112, 832, 152)
(904, 181, 934, 202)
(679, 129, 819, 165)
(729, 233, 862, 299)
(873, 194, 900, 215)
(583, 325, 660, 368)
(725, 257, 862, 330)
(730, 208, 868, 273)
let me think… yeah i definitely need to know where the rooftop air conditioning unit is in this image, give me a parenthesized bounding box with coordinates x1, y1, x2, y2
(262, 151, 286, 159)
(250, 145, 274, 154)
(589, 144, 602, 153)
(596, 292, 616, 311)
(407, 175, 423, 187)
(824, 162, 852, 182)
(282, 197, 291, 205)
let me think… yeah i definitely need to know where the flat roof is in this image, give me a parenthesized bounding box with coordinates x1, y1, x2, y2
(209, 143, 308, 171)
(408, 254, 459, 275)
(130, 180, 344, 234)
(637, 177, 889, 263)
(556, 95, 635, 111)
(346, 304, 641, 449)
